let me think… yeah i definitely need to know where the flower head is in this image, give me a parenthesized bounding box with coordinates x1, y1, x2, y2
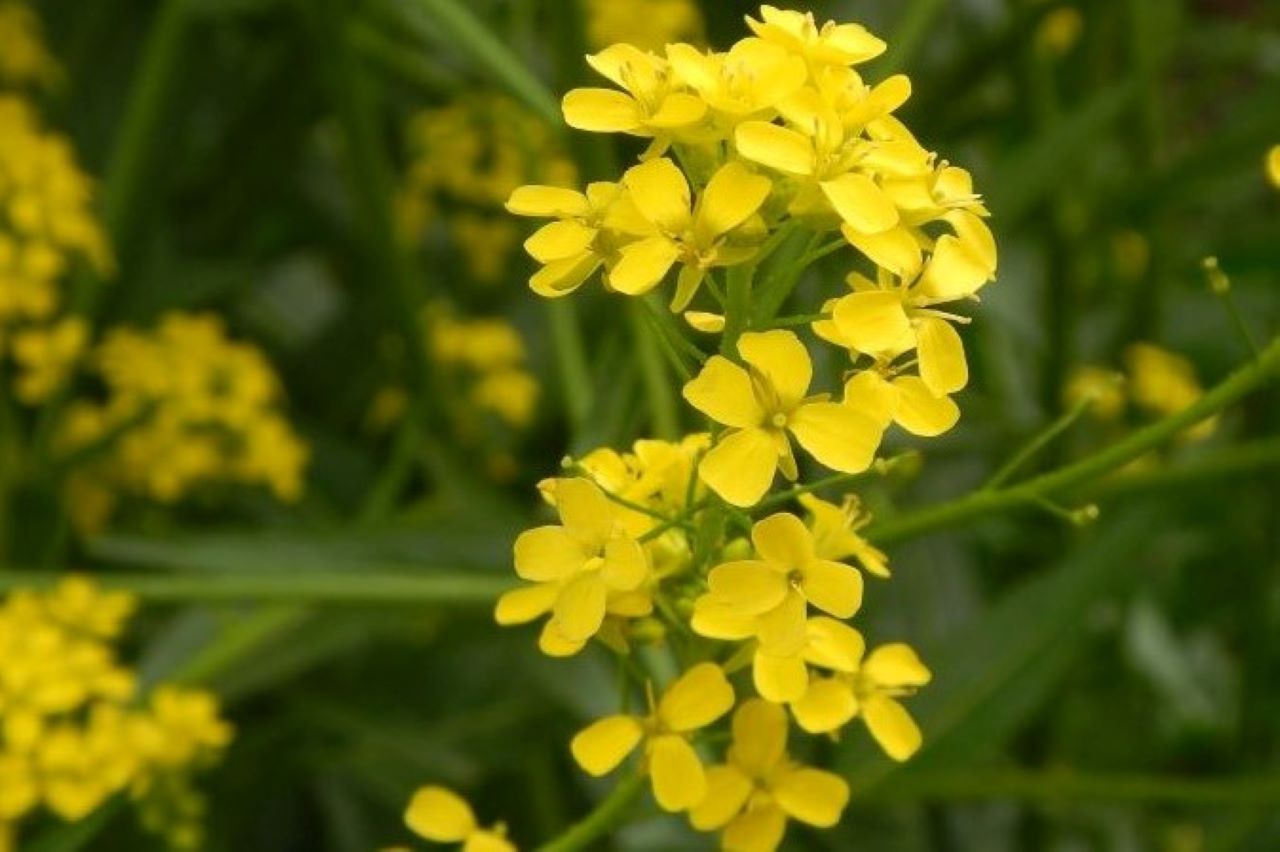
(571, 662, 734, 811)
(745, 5, 886, 68)
(683, 330, 885, 506)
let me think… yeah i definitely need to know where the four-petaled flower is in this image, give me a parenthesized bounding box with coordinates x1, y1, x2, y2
(571, 662, 735, 812)
(405, 786, 515, 852)
(683, 329, 886, 507)
(689, 699, 850, 852)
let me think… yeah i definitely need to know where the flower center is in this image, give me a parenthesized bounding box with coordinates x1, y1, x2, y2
(770, 412, 789, 429)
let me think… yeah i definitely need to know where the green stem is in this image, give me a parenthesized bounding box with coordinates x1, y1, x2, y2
(766, 312, 831, 330)
(628, 302, 679, 439)
(169, 606, 309, 685)
(869, 336, 1280, 545)
(534, 773, 647, 852)
(548, 300, 594, 443)
(720, 266, 753, 357)
(753, 460, 902, 513)
(982, 395, 1092, 490)
(640, 295, 706, 369)
(0, 569, 512, 604)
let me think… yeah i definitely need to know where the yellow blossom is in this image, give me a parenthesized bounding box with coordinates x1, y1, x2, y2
(611, 158, 771, 310)
(666, 38, 807, 125)
(1268, 145, 1280, 190)
(571, 662, 734, 811)
(683, 330, 885, 506)
(1124, 343, 1215, 441)
(1065, 365, 1126, 421)
(799, 493, 888, 577)
(791, 640, 931, 760)
(745, 5, 886, 68)
(0, 2, 60, 87)
(10, 316, 87, 403)
(496, 478, 652, 656)
(585, 0, 704, 53)
(405, 786, 515, 852)
(689, 699, 849, 851)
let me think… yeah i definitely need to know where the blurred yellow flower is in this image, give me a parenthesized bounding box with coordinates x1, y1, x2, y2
(683, 330, 885, 506)
(405, 786, 515, 852)
(1035, 7, 1084, 57)
(10, 316, 86, 403)
(0, 2, 59, 87)
(690, 699, 849, 852)
(1124, 343, 1216, 441)
(1065, 364, 1126, 421)
(585, 0, 703, 53)
(1267, 144, 1280, 190)
(571, 662, 733, 811)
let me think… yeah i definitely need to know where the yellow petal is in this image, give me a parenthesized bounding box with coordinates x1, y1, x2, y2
(862, 695, 923, 761)
(832, 291, 911, 354)
(695, 161, 772, 243)
(684, 311, 725, 333)
(728, 698, 788, 776)
(772, 767, 850, 828)
(842, 370, 898, 428)
(738, 330, 812, 411)
(513, 526, 586, 582)
(820, 174, 899, 235)
(751, 512, 815, 567)
(1269, 144, 1280, 189)
(791, 677, 858, 734)
(753, 650, 809, 703)
(553, 572, 607, 642)
(602, 536, 648, 591)
(787, 402, 883, 473)
(563, 88, 643, 133)
(891, 375, 959, 436)
(586, 43, 653, 89)
(405, 786, 476, 842)
(529, 252, 601, 298)
(623, 157, 692, 233)
(824, 22, 887, 63)
(691, 596, 758, 640)
(800, 559, 863, 619)
(555, 477, 615, 552)
(916, 317, 968, 395)
(608, 235, 681, 295)
(863, 643, 932, 688)
(524, 220, 596, 264)
(494, 583, 558, 625)
(755, 589, 807, 655)
(689, 765, 752, 830)
(803, 616, 865, 672)
(671, 264, 706, 313)
(698, 427, 778, 507)
(721, 804, 786, 852)
(707, 560, 788, 615)
(648, 92, 707, 128)
(648, 734, 706, 812)
(944, 210, 998, 275)
(734, 121, 815, 175)
(606, 589, 652, 618)
(658, 662, 735, 732)
(916, 233, 992, 302)
(682, 356, 763, 428)
(571, 715, 644, 776)
(463, 831, 516, 852)
(506, 185, 589, 218)
(538, 620, 586, 657)
(841, 223, 922, 279)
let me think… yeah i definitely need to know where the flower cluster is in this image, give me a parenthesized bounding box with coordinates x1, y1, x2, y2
(0, 95, 111, 404)
(397, 94, 577, 284)
(584, 0, 703, 52)
(56, 312, 308, 532)
(0, 576, 232, 850)
(1067, 342, 1215, 443)
(0, 2, 59, 88)
(427, 306, 540, 430)
(411, 7, 1001, 850)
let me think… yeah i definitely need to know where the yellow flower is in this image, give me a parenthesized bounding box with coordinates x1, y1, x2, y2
(698, 513, 863, 662)
(791, 641, 931, 761)
(495, 478, 651, 656)
(405, 786, 515, 852)
(506, 181, 649, 298)
(10, 317, 87, 403)
(683, 330, 885, 507)
(1064, 365, 1126, 421)
(562, 44, 706, 155)
(832, 246, 995, 397)
(0, 3, 60, 88)
(570, 662, 734, 811)
(798, 493, 888, 578)
(689, 699, 849, 851)
(1268, 145, 1280, 190)
(1035, 7, 1084, 58)
(666, 38, 807, 124)
(610, 158, 771, 310)
(585, 0, 704, 53)
(745, 5, 886, 68)
(1123, 343, 1215, 441)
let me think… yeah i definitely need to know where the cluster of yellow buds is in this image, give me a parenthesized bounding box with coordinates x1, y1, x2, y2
(427, 306, 540, 430)
(396, 94, 577, 284)
(56, 312, 308, 532)
(0, 95, 112, 404)
(403, 7, 1001, 850)
(1067, 342, 1215, 443)
(0, 2, 59, 89)
(0, 576, 232, 850)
